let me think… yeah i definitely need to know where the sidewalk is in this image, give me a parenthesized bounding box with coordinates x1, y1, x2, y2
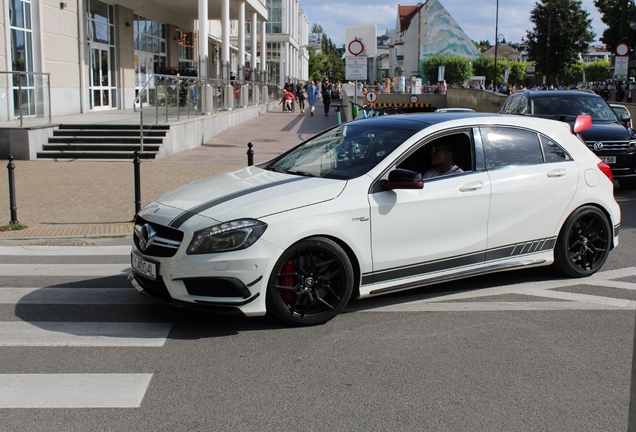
(0, 102, 337, 239)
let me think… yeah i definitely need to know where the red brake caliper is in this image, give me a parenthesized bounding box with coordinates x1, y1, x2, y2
(280, 259, 295, 304)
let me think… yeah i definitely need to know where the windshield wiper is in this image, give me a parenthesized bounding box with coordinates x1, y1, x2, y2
(265, 165, 286, 173)
(286, 170, 318, 177)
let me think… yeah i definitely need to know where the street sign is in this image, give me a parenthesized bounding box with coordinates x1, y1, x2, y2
(526, 66, 535, 77)
(615, 56, 629, 80)
(345, 24, 377, 57)
(616, 42, 630, 56)
(365, 90, 378, 104)
(409, 95, 419, 103)
(348, 40, 364, 56)
(345, 56, 367, 81)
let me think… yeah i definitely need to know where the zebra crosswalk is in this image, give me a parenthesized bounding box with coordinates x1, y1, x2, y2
(2, 242, 636, 410)
(364, 266, 636, 312)
(0, 243, 169, 409)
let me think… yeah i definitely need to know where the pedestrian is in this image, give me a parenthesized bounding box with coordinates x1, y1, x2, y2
(284, 77, 295, 111)
(283, 90, 294, 112)
(306, 80, 318, 116)
(295, 80, 306, 114)
(321, 77, 333, 116)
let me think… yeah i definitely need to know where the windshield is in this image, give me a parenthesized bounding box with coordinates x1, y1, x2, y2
(530, 95, 617, 121)
(266, 124, 418, 180)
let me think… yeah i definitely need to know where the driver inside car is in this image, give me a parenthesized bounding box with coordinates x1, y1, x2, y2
(423, 141, 464, 178)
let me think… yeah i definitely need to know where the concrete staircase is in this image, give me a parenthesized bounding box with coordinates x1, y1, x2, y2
(37, 124, 170, 160)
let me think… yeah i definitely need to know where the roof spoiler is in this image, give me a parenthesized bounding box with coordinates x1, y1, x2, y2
(573, 114, 592, 133)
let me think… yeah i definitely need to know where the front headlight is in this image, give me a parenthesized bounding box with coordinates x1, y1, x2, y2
(187, 219, 267, 254)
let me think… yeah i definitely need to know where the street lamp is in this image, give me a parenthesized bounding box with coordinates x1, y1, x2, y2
(493, 0, 499, 91)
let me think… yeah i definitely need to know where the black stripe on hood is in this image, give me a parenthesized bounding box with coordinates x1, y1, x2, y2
(168, 177, 305, 228)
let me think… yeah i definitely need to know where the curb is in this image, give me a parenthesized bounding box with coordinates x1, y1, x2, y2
(0, 223, 134, 240)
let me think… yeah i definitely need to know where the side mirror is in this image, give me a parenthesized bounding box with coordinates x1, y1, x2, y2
(385, 169, 424, 190)
(620, 113, 631, 127)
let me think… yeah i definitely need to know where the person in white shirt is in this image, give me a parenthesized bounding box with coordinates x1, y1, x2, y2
(424, 143, 464, 178)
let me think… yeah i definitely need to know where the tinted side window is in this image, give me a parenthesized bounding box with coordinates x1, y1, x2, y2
(540, 134, 571, 162)
(503, 95, 521, 114)
(481, 126, 543, 169)
(517, 97, 528, 114)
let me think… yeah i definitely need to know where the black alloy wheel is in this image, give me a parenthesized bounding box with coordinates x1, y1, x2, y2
(266, 237, 354, 326)
(553, 206, 611, 277)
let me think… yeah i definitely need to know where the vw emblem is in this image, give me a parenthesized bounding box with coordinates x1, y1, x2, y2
(139, 224, 157, 251)
(593, 141, 604, 151)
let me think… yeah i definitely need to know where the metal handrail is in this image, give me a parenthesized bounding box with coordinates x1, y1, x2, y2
(0, 71, 51, 127)
(133, 74, 205, 152)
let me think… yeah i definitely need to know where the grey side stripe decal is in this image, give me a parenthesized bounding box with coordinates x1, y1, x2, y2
(361, 236, 556, 286)
(168, 177, 305, 228)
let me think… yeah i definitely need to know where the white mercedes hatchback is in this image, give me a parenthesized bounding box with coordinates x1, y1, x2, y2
(131, 113, 620, 326)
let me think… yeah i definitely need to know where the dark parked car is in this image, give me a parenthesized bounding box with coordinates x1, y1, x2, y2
(501, 90, 636, 189)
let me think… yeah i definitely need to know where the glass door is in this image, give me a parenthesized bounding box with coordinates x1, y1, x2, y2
(89, 44, 112, 110)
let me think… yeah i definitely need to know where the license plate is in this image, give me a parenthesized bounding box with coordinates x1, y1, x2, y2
(600, 156, 616, 164)
(131, 253, 157, 280)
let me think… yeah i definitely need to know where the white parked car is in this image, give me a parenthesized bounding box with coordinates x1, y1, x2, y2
(131, 113, 621, 326)
(610, 103, 633, 129)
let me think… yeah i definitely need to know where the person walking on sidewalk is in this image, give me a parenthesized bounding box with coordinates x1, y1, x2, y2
(321, 77, 333, 116)
(295, 80, 306, 114)
(306, 80, 318, 116)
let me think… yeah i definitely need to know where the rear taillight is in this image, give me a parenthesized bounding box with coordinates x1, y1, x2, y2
(598, 161, 614, 182)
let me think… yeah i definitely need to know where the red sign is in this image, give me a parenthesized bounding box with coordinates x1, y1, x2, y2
(348, 40, 364, 56)
(616, 42, 630, 56)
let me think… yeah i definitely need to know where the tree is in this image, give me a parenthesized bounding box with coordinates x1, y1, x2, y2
(308, 49, 328, 83)
(525, 0, 595, 85)
(585, 60, 611, 82)
(311, 24, 323, 35)
(472, 40, 491, 51)
(593, 0, 636, 51)
(421, 54, 472, 85)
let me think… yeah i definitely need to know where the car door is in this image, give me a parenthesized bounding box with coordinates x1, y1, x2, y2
(367, 128, 491, 286)
(480, 126, 579, 258)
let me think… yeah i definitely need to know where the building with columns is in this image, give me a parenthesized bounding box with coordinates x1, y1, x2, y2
(0, 0, 307, 121)
(213, 0, 308, 88)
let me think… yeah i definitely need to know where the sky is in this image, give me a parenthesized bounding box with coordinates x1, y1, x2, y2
(300, 0, 607, 49)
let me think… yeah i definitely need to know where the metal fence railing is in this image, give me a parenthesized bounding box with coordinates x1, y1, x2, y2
(0, 71, 51, 126)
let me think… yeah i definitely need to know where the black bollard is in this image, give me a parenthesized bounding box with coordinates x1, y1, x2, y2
(7, 156, 18, 224)
(247, 142, 254, 166)
(133, 151, 141, 216)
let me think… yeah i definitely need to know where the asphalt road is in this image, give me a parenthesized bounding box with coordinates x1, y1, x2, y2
(1, 185, 635, 431)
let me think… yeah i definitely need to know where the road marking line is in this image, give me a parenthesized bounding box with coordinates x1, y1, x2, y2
(0, 264, 130, 277)
(0, 374, 152, 408)
(363, 267, 636, 312)
(364, 301, 627, 312)
(0, 287, 154, 304)
(581, 280, 636, 291)
(0, 322, 172, 346)
(0, 245, 131, 256)
(519, 288, 636, 308)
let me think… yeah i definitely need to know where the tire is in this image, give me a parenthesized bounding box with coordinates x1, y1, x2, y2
(618, 179, 636, 190)
(553, 206, 611, 278)
(266, 237, 354, 326)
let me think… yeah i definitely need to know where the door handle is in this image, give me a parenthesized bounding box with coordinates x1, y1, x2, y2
(547, 168, 566, 178)
(459, 181, 483, 192)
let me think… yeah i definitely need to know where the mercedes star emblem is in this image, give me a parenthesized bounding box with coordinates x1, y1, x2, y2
(139, 224, 157, 251)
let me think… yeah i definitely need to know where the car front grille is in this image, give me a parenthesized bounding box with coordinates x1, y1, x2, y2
(134, 216, 184, 258)
(585, 140, 630, 150)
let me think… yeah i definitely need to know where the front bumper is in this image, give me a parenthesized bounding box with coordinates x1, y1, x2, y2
(130, 234, 283, 316)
